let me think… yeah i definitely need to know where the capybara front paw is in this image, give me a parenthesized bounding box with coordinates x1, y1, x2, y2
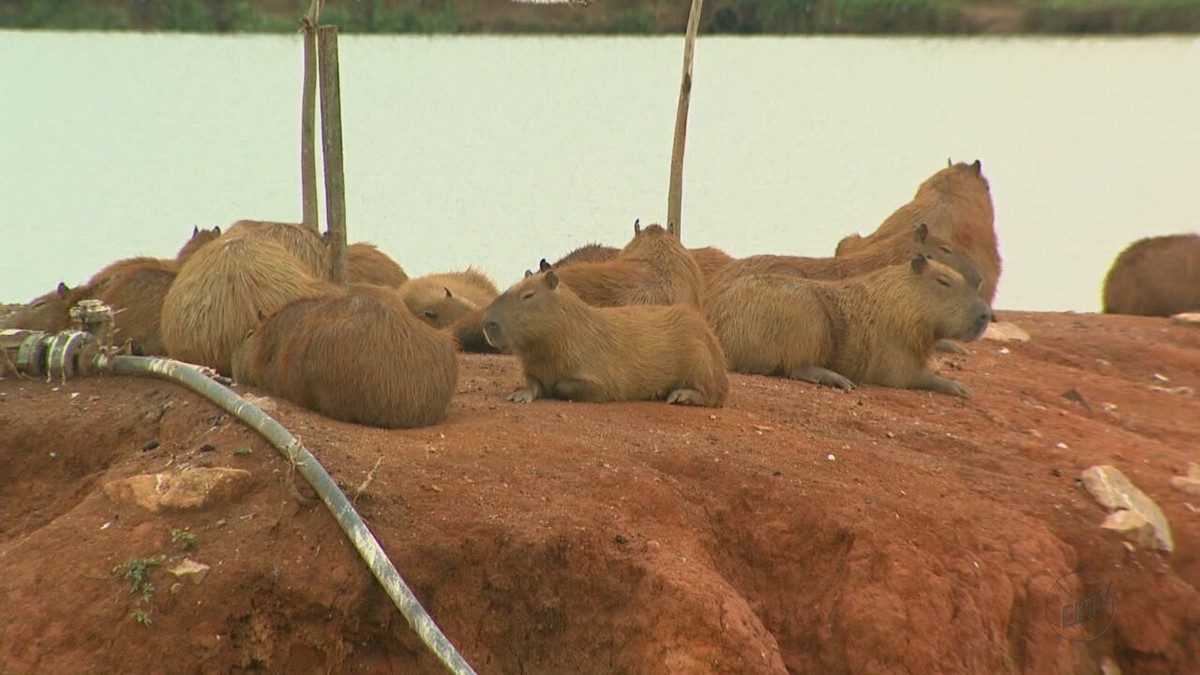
(934, 339, 968, 356)
(788, 365, 855, 391)
(666, 388, 708, 406)
(507, 387, 538, 403)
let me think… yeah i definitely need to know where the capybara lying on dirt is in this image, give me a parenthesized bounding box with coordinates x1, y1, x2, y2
(0, 283, 78, 331)
(483, 269, 728, 406)
(835, 160, 1001, 303)
(704, 256, 991, 397)
(175, 225, 222, 265)
(550, 221, 704, 308)
(225, 219, 330, 280)
(161, 235, 335, 374)
(1103, 233, 1200, 316)
(400, 267, 499, 329)
(232, 285, 457, 429)
(348, 242, 408, 288)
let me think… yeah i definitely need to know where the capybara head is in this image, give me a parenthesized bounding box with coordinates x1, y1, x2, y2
(484, 269, 572, 352)
(176, 225, 222, 266)
(552, 243, 620, 267)
(900, 255, 991, 342)
(1, 282, 76, 331)
(910, 223, 983, 291)
(922, 159, 990, 197)
(405, 285, 479, 329)
(622, 220, 677, 256)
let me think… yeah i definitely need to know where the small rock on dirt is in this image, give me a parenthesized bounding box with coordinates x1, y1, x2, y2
(103, 467, 253, 513)
(982, 321, 1030, 342)
(168, 558, 210, 584)
(1079, 465, 1174, 552)
(1170, 312, 1200, 326)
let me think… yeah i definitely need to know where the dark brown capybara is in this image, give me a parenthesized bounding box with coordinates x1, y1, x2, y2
(175, 225, 222, 265)
(1102, 233, 1200, 316)
(483, 269, 728, 407)
(704, 256, 991, 398)
(348, 242, 408, 288)
(224, 219, 330, 280)
(161, 235, 336, 374)
(93, 260, 176, 355)
(450, 306, 501, 354)
(0, 282, 79, 331)
(399, 267, 499, 329)
(549, 221, 705, 308)
(834, 160, 1001, 304)
(231, 285, 458, 429)
(552, 243, 620, 267)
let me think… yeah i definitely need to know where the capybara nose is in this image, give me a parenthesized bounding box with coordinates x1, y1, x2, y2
(484, 320, 500, 335)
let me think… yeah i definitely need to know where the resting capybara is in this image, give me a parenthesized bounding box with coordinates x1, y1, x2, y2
(689, 246, 736, 287)
(0, 282, 79, 331)
(704, 256, 991, 397)
(483, 269, 728, 406)
(348, 242, 408, 288)
(1102, 233, 1200, 316)
(231, 285, 457, 429)
(549, 221, 705, 308)
(175, 225, 222, 265)
(834, 160, 1001, 303)
(224, 219, 330, 280)
(450, 307, 501, 354)
(161, 235, 335, 374)
(553, 243, 619, 267)
(399, 267, 499, 329)
(94, 260, 176, 355)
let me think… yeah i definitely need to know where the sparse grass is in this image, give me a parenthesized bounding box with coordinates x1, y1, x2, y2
(113, 555, 166, 626)
(170, 528, 198, 551)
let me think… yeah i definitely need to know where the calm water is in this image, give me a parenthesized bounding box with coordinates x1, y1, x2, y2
(2, 32, 1199, 311)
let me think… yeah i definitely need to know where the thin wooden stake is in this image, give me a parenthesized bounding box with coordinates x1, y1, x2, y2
(666, 0, 704, 239)
(318, 24, 348, 285)
(300, 2, 320, 232)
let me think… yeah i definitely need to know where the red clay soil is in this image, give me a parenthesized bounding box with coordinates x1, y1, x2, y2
(1, 310, 1198, 674)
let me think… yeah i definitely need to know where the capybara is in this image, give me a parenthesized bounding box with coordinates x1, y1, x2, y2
(553, 243, 619, 267)
(450, 307, 501, 354)
(0, 282, 79, 331)
(689, 246, 736, 287)
(483, 269, 728, 407)
(348, 242, 409, 288)
(704, 256, 991, 398)
(549, 221, 705, 308)
(93, 259, 176, 355)
(834, 160, 1001, 303)
(224, 219, 330, 280)
(175, 225, 222, 265)
(1102, 233, 1200, 316)
(161, 235, 335, 374)
(231, 285, 458, 429)
(399, 267, 499, 329)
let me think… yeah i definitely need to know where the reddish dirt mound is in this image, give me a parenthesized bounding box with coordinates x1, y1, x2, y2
(1, 311, 1198, 673)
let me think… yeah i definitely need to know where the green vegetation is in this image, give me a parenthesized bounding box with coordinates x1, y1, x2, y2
(113, 555, 166, 627)
(1, 0, 1199, 33)
(170, 527, 198, 551)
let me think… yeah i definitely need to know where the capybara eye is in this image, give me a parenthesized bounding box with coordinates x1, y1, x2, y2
(521, 291, 535, 300)
(940, 246, 952, 254)
(936, 277, 951, 287)
(423, 309, 438, 320)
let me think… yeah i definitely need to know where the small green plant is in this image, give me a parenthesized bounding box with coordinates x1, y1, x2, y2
(113, 555, 166, 626)
(233, 445, 253, 456)
(170, 527, 198, 550)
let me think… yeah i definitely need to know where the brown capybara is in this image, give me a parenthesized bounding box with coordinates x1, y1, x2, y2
(348, 242, 409, 288)
(1102, 233, 1200, 316)
(231, 285, 458, 429)
(93, 260, 176, 355)
(689, 246, 736, 287)
(553, 243, 619, 267)
(224, 219, 330, 280)
(450, 307, 501, 354)
(0, 282, 79, 331)
(835, 160, 1001, 303)
(161, 235, 335, 374)
(399, 267, 499, 329)
(483, 269, 728, 407)
(549, 221, 705, 308)
(175, 225, 222, 265)
(704, 256, 991, 397)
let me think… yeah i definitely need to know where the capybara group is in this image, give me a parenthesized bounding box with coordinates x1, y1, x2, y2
(550, 221, 704, 308)
(704, 256, 991, 397)
(225, 219, 330, 280)
(835, 160, 1001, 303)
(161, 235, 335, 374)
(232, 285, 458, 429)
(483, 269, 728, 407)
(1102, 233, 1200, 316)
(400, 267, 499, 328)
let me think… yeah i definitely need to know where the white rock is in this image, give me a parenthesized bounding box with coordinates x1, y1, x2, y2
(982, 321, 1030, 342)
(1170, 312, 1200, 325)
(168, 558, 210, 584)
(1079, 465, 1174, 552)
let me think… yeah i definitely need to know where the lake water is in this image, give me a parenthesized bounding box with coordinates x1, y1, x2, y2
(2, 31, 1199, 311)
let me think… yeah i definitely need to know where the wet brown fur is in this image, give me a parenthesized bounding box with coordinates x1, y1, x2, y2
(348, 242, 409, 288)
(400, 267, 499, 329)
(161, 235, 335, 374)
(835, 161, 1001, 303)
(225, 220, 330, 280)
(550, 222, 704, 308)
(704, 257, 991, 397)
(231, 285, 458, 429)
(483, 270, 728, 407)
(1102, 233, 1200, 316)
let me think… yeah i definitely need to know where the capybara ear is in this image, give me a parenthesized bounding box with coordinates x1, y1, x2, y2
(524, 269, 533, 278)
(214, 226, 221, 236)
(539, 258, 552, 272)
(912, 223, 929, 243)
(972, 159, 982, 174)
(192, 225, 199, 236)
(56, 282, 70, 297)
(544, 270, 560, 290)
(634, 218, 641, 235)
(443, 286, 454, 299)
(256, 309, 267, 323)
(947, 157, 953, 167)
(910, 255, 930, 274)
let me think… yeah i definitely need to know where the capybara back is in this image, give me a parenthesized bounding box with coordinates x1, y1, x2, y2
(226, 220, 330, 280)
(1102, 233, 1200, 316)
(232, 285, 458, 428)
(348, 242, 409, 288)
(551, 222, 704, 308)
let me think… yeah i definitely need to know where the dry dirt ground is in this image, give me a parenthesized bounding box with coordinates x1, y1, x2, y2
(1, 310, 1198, 674)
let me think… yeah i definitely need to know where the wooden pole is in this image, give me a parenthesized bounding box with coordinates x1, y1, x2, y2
(300, 0, 321, 232)
(666, 0, 704, 239)
(318, 24, 348, 285)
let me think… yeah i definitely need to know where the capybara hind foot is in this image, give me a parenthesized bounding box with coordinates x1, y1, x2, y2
(935, 339, 968, 356)
(787, 365, 855, 391)
(911, 370, 972, 398)
(666, 388, 712, 406)
(508, 378, 546, 403)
